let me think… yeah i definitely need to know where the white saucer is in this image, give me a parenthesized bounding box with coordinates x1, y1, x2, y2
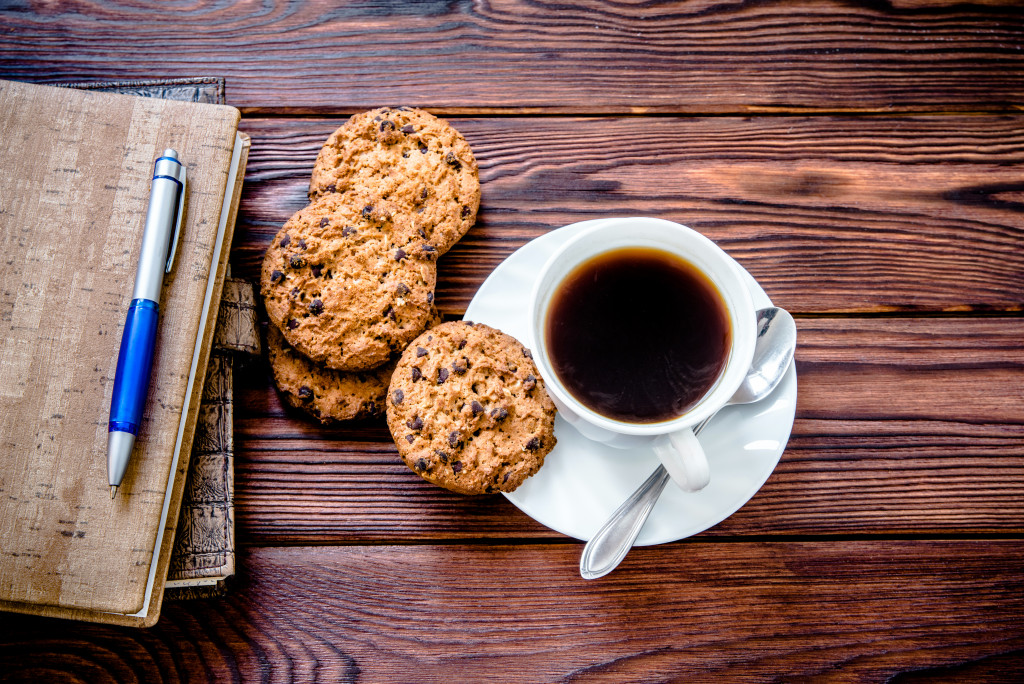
(464, 220, 797, 545)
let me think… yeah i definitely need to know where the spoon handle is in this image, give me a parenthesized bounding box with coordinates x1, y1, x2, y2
(578, 465, 671, 579)
(579, 416, 714, 580)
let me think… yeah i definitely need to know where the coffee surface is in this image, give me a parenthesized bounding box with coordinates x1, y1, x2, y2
(545, 247, 731, 423)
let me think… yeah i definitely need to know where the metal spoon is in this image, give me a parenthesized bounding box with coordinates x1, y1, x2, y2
(579, 306, 797, 580)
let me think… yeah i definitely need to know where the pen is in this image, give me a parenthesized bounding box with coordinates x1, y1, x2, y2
(107, 149, 186, 499)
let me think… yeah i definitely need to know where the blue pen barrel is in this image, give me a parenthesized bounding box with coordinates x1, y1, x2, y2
(108, 298, 159, 435)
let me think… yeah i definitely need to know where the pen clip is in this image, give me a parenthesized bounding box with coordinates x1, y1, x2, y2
(165, 164, 185, 274)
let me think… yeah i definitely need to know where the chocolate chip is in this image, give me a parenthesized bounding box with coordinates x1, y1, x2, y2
(418, 227, 427, 238)
(434, 448, 448, 464)
(380, 120, 395, 132)
(422, 245, 436, 255)
(362, 205, 374, 219)
(445, 151, 462, 170)
(309, 299, 324, 315)
(420, 187, 429, 200)
(366, 401, 378, 415)
(416, 347, 428, 357)
(418, 142, 428, 154)
(452, 358, 468, 375)
(523, 347, 533, 359)
(411, 367, 422, 381)
(457, 339, 467, 350)
(405, 434, 415, 444)
(396, 283, 411, 296)
(427, 292, 434, 304)
(319, 217, 330, 228)
(503, 472, 510, 483)
(470, 401, 483, 415)
(392, 389, 404, 404)
(342, 226, 356, 237)
(461, 205, 471, 218)
(385, 305, 396, 321)
(270, 270, 284, 283)
(287, 319, 299, 330)
(279, 234, 291, 248)
(325, 184, 337, 193)
(490, 407, 508, 422)
(311, 265, 323, 278)
(523, 374, 536, 391)
(406, 415, 423, 430)
(415, 458, 428, 471)
(394, 248, 406, 261)
(297, 386, 313, 401)
(448, 431, 461, 447)
(438, 367, 449, 384)
(402, 124, 415, 134)
(297, 238, 307, 250)
(290, 287, 301, 298)
(290, 255, 305, 269)
(452, 460, 463, 473)
(525, 436, 541, 451)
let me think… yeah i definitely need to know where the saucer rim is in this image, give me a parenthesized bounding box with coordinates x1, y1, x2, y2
(464, 219, 797, 545)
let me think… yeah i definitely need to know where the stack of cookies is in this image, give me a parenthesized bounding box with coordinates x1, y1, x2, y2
(261, 107, 556, 494)
(261, 107, 479, 422)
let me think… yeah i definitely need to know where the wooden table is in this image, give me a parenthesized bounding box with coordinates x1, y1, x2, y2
(3, 1, 1023, 681)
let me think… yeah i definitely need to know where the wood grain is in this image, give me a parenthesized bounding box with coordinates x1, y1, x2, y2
(4, 1, 1023, 677)
(231, 115, 1024, 314)
(1, 0, 1023, 114)
(1, 542, 1023, 682)
(231, 317, 1024, 544)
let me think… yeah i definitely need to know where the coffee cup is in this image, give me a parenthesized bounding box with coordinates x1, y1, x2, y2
(530, 217, 756, 492)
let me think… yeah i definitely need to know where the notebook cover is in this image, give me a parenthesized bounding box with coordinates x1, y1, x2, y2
(69, 77, 252, 602)
(0, 79, 241, 625)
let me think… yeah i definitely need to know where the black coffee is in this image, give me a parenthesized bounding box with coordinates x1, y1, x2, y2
(545, 247, 731, 423)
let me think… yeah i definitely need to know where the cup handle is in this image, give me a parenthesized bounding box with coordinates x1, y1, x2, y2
(651, 429, 710, 492)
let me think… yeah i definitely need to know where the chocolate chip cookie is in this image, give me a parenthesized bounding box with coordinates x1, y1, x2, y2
(268, 307, 445, 423)
(261, 192, 438, 371)
(386, 321, 556, 495)
(309, 107, 480, 255)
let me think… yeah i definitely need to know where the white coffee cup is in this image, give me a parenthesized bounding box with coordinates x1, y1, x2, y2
(530, 217, 756, 492)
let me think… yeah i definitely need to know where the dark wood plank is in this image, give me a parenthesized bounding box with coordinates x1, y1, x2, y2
(1, 542, 1023, 682)
(233, 318, 1024, 544)
(232, 115, 1024, 314)
(2, 0, 1023, 113)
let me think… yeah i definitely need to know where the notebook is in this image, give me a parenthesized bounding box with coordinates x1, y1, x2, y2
(68, 78, 259, 602)
(0, 79, 249, 626)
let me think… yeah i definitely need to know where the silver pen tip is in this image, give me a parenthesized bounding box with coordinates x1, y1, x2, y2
(110, 485, 118, 499)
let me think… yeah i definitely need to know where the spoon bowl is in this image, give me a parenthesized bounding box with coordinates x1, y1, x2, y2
(579, 306, 797, 580)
